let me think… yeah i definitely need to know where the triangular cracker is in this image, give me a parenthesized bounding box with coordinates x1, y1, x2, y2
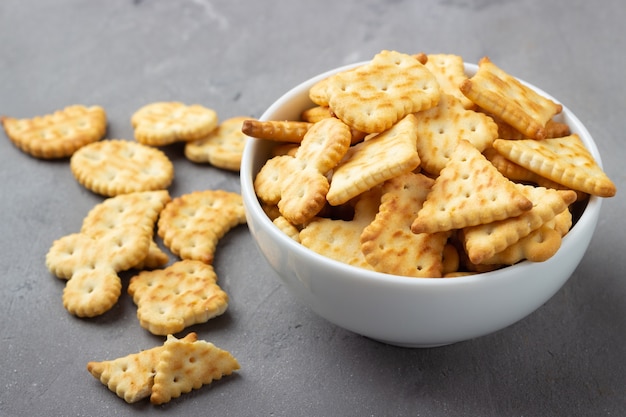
(411, 140, 533, 234)
(86, 333, 197, 404)
(150, 334, 240, 405)
(326, 114, 420, 206)
(492, 134, 616, 197)
(461, 184, 577, 264)
(360, 172, 449, 277)
(128, 260, 229, 336)
(461, 57, 562, 139)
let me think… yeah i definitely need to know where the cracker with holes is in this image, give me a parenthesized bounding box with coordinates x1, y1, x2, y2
(411, 140, 532, 234)
(70, 139, 174, 196)
(128, 260, 229, 335)
(1, 105, 107, 159)
(493, 134, 616, 197)
(157, 190, 246, 264)
(460, 57, 562, 139)
(131, 102, 218, 146)
(413, 93, 498, 175)
(86, 333, 198, 404)
(150, 333, 240, 405)
(46, 190, 171, 317)
(326, 114, 420, 206)
(323, 50, 440, 133)
(184, 116, 249, 171)
(461, 184, 577, 264)
(361, 172, 449, 277)
(300, 188, 381, 270)
(424, 53, 474, 109)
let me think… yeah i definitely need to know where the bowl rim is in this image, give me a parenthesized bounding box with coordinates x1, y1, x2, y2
(240, 60, 603, 287)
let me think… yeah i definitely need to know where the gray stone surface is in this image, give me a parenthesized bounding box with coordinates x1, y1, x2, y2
(1, 0, 625, 416)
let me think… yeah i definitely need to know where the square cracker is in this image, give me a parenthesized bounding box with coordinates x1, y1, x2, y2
(324, 50, 440, 133)
(460, 57, 562, 139)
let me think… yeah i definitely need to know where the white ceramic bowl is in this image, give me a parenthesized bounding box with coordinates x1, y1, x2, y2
(240, 62, 602, 347)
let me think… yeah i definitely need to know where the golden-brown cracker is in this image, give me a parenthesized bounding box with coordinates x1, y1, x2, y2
(424, 53, 474, 109)
(272, 216, 301, 242)
(150, 334, 240, 405)
(254, 155, 300, 205)
(361, 172, 449, 277)
(70, 139, 174, 197)
(461, 184, 577, 264)
(157, 190, 246, 264)
(300, 106, 368, 144)
(268, 118, 351, 224)
(131, 102, 218, 146)
(411, 140, 533, 234)
(241, 119, 312, 143)
(493, 134, 616, 197)
(184, 116, 249, 171)
(300, 188, 381, 270)
(441, 243, 460, 275)
(86, 333, 198, 404)
(128, 260, 229, 336)
(414, 93, 498, 175)
(460, 57, 562, 140)
(1, 105, 106, 159)
(326, 114, 421, 206)
(479, 211, 571, 265)
(46, 191, 170, 317)
(324, 50, 440, 133)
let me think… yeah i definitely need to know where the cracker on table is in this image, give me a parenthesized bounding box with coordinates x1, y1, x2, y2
(326, 114, 420, 206)
(86, 333, 198, 404)
(131, 102, 218, 146)
(128, 260, 229, 336)
(411, 140, 533, 234)
(157, 190, 246, 264)
(493, 134, 616, 197)
(70, 139, 174, 197)
(150, 334, 240, 405)
(1, 105, 107, 159)
(361, 172, 449, 277)
(324, 50, 440, 133)
(460, 57, 562, 139)
(46, 190, 170, 317)
(184, 116, 249, 171)
(413, 93, 498, 176)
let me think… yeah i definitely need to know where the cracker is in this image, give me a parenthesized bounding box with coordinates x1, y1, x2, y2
(460, 57, 562, 139)
(70, 139, 174, 197)
(254, 155, 300, 205)
(413, 93, 498, 175)
(411, 140, 533, 234)
(46, 190, 170, 317)
(1, 105, 107, 159)
(480, 210, 572, 265)
(324, 50, 440, 133)
(128, 260, 229, 335)
(272, 216, 301, 242)
(461, 184, 577, 264)
(424, 53, 474, 109)
(360, 172, 449, 277)
(326, 114, 421, 206)
(184, 116, 249, 171)
(492, 134, 616, 197)
(157, 190, 246, 264)
(241, 119, 312, 143)
(86, 333, 197, 404)
(131, 102, 218, 146)
(300, 188, 381, 270)
(150, 334, 240, 405)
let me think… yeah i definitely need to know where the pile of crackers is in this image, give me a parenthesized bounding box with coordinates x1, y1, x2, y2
(1, 102, 250, 403)
(247, 50, 616, 277)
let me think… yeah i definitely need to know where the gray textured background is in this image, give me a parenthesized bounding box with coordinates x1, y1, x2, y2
(1, 1, 625, 416)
